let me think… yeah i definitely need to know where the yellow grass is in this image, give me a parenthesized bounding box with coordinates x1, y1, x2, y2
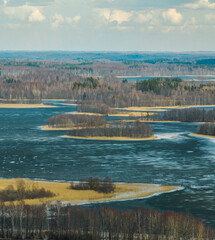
(122, 120, 180, 123)
(64, 135, 158, 141)
(73, 111, 155, 117)
(190, 133, 215, 139)
(61, 103, 78, 106)
(41, 125, 106, 131)
(41, 125, 84, 131)
(0, 103, 57, 108)
(116, 105, 215, 112)
(72, 112, 104, 116)
(0, 179, 181, 205)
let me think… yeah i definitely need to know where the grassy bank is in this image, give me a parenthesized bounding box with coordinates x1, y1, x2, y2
(64, 135, 157, 141)
(190, 133, 215, 139)
(0, 103, 56, 108)
(0, 179, 180, 205)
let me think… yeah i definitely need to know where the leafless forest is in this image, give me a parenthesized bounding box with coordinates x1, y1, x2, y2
(1, 56, 215, 107)
(0, 203, 214, 240)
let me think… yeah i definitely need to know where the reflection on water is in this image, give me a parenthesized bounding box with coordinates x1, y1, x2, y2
(0, 104, 215, 226)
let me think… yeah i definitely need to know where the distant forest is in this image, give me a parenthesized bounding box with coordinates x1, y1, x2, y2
(197, 123, 215, 136)
(0, 203, 213, 240)
(47, 114, 107, 128)
(68, 121, 153, 138)
(77, 101, 118, 114)
(158, 108, 215, 122)
(0, 58, 215, 107)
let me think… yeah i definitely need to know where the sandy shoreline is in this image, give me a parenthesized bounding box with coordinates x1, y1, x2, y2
(0, 179, 181, 205)
(116, 105, 215, 112)
(190, 133, 215, 139)
(73, 111, 155, 117)
(41, 125, 96, 131)
(0, 103, 57, 108)
(64, 135, 157, 141)
(61, 103, 78, 106)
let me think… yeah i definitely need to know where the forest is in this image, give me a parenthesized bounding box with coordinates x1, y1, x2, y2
(159, 108, 215, 122)
(0, 58, 215, 107)
(47, 114, 107, 128)
(68, 121, 153, 138)
(77, 101, 118, 115)
(197, 123, 215, 136)
(0, 203, 213, 240)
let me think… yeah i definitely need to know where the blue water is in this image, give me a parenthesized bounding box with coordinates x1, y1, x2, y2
(0, 103, 215, 226)
(118, 76, 215, 82)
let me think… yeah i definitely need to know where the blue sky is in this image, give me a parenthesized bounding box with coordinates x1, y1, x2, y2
(0, 0, 215, 51)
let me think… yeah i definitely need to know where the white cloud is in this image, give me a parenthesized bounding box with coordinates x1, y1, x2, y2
(96, 8, 132, 24)
(184, 0, 215, 9)
(4, 5, 45, 22)
(52, 14, 64, 29)
(2, 0, 8, 6)
(66, 15, 81, 24)
(136, 12, 154, 23)
(162, 8, 183, 24)
(95, 8, 111, 21)
(29, 9, 45, 22)
(206, 13, 215, 20)
(109, 9, 132, 24)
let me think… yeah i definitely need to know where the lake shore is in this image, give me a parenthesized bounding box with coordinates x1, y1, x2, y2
(190, 133, 215, 139)
(116, 105, 215, 112)
(72, 111, 155, 117)
(41, 125, 96, 131)
(0, 179, 181, 205)
(64, 135, 157, 141)
(0, 103, 57, 108)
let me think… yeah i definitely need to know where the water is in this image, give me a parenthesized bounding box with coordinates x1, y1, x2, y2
(118, 76, 215, 82)
(0, 103, 215, 226)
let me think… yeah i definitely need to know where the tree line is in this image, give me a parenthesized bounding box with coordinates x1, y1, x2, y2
(1, 71, 215, 108)
(77, 100, 118, 115)
(70, 176, 115, 194)
(0, 203, 213, 240)
(155, 108, 215, 122)
(47, 114, 107, 128)
(197, 123, 215, 136)
(68, 121, 154, 138)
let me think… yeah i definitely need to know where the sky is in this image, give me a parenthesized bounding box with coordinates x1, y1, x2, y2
(0, 0, 215, 51)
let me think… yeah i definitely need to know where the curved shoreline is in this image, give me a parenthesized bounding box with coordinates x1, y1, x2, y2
(0, 179, 181, 206)
(72, 111, 155, 117)
(40, 125, 89, 131)
(190, 133, 215, 139)
(0, 103, 57, 108)
(64, 135, 157, 141)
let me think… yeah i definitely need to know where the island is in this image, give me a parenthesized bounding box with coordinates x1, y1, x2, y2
(66, 120, 157, 141)
(0, 178, 181, 205)
(190, 123, 215, 139)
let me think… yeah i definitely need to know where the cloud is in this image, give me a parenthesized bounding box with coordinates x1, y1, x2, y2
(184, 0, 215, 9)
(29, 8, 45, 22)
(51, 14, 64, 29)
(205, 14, 215, 22)
(96, 8, 111, 21)
(136, 12, 154, 23)
(66, 15, 81, 24)
(96, 8, 132, 24)
(3, 5, 45, 22)
(162, 8, 183, 24)
(2, 0, 8, 6)
(109, 9, 132, 24)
